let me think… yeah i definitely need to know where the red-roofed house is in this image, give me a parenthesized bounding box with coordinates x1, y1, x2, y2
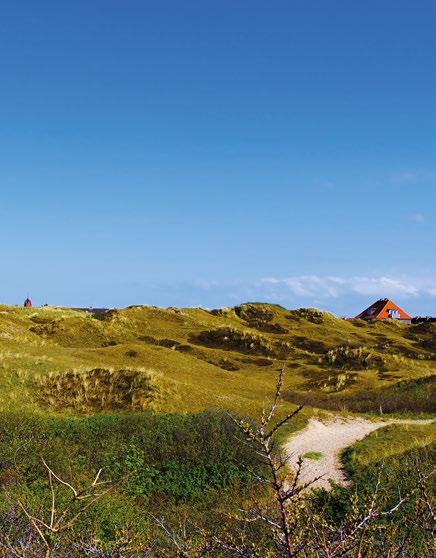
(355, 298, 411, 323)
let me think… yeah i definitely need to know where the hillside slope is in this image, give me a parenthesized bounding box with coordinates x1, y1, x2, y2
(0, 302, 434, 418)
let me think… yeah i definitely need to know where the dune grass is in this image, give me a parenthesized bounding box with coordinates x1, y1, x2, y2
(342, 422, 436, 472)
(33, 367, 170, 412)
(0, 302, 434, 420)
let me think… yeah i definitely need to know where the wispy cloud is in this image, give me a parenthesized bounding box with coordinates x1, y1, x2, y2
(261, 275, 436, 299)
(125, 275, 436, 315)
(389, 171, 419, 184)
(407, 213, 426, 223)
(193, 278, 220, 290)
(389, 169, 436, 185)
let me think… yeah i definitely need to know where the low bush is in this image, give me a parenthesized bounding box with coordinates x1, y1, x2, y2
(322, 345, 386, 370)
(310, 443, 435, 549)
(288, 308, 326, 324)
(234, 303, 275, 323)
(192, 327, 275, 356)
(284, 375, 436, 413)
(303, 370, 357, 393)
(0, 411, 258, 504)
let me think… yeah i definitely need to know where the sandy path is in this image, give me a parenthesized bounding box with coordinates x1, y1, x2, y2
(284, 417, 434, 490)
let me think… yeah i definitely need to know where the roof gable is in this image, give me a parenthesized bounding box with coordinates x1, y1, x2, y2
(355, 298, 411, 320)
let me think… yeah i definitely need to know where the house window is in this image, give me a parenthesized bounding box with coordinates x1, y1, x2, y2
(388, 309, 399, 319)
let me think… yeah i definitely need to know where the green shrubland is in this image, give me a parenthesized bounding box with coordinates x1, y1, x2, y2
(0, 302, 434, 555)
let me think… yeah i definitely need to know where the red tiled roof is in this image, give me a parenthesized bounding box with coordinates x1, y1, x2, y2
(355, 298, 411, 320)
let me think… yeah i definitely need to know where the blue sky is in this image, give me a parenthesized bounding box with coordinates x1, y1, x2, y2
(0, 0, 435, 315)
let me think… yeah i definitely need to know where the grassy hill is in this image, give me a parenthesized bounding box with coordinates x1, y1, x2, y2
(0, 302, 434, 419)
(0, 302, 434, 555)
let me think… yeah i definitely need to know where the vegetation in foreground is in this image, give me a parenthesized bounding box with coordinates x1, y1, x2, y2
(0, 381, 433, 557)
(0, 303, 434, 555)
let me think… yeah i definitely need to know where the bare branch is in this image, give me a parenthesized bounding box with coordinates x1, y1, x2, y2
(265, 406, 303, 440)
(262, 365, 285, 427)
(42, 458, 78, 498)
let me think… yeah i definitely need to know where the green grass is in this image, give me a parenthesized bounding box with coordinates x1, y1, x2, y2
(0, 302, 434, 419)
(0, 302, 434, 554)
(342, 422, 436, 473)
(303, 451, 324, 460)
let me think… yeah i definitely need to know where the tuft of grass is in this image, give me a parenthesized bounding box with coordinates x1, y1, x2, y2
(301, 369, 358, 393)
(322, 345, 386, 370)
(33, 367, 168, 413)
(303, 451, 324, 460)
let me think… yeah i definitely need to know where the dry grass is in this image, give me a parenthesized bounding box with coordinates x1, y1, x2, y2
(322, 345, 386, 370)
(0, 302, 434, 419)
(33, 367, 167, 413)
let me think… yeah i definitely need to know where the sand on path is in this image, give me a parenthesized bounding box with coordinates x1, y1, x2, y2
(284, 417, 434, 490)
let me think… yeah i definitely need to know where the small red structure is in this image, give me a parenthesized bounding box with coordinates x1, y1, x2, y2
(355, 298, 411, 323)
(23, 297, 32, 308)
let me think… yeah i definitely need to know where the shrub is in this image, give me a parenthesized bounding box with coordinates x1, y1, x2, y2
(288, 308, 326, 324)
(304, 371, 357, 393)
(192, 327, 275, 356)
(284, 375, 436, 413)
(234, 304, 288, 334)
(0, 411, 257, 503)
(322, 345, 386, 370)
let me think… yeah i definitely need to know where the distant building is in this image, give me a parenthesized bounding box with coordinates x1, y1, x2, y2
(355, 298, 411, 323)
(23, 297, 32, 308)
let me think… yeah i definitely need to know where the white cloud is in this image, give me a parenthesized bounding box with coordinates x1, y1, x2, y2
(261, 275, 435, 299)
(407, 213, 426, 223)
(348, 276, 419, 297)
(263, 275, 345, 297)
